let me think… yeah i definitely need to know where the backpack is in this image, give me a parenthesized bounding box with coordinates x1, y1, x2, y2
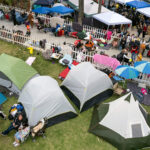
(8, 104, 24, 120)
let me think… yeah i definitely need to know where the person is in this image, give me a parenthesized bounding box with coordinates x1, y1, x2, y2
(85, 40, 94, 51)
(13, 126, 30, 147)
(136, 51, 143, 62)
(1, 112, 28, 136)
(137, 24, 142, 37)
(11, 9, 17, 26)
(26, 25, 31, 36)
(142, 23, 147, 38)
(120, 37, 126, 50)
(28, 12, 34, 28)
(131, 46, 138, 62)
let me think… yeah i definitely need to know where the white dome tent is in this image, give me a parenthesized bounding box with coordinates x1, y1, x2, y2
(61, 62, 113, 112)
(19, 76, 77, 127)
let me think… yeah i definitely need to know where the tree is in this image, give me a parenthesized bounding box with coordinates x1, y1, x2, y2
(78, 0, 84, 25)
(98, 0, 102, 13)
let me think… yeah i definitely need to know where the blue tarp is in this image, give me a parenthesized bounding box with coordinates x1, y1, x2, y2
(0, 93, 7, 105)
(126, 1, 150, 9)
(32, 7, 51, 14)
(34, 0, 54, 6)
(49, 6, 74, 14)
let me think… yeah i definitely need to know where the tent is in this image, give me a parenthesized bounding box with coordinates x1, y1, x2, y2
(126, 1, 150, 9)
(66, 0, 110, 17)
(0, 54, 38, 95)
(61, 62, 113, 112)
(52, 3, 64, 7)
(48, 6, 74, 14)
(93, 11, 132, 26)
(89, 93, 150, 150)
(137, 7, 150, 18)
(114, 0, 133, 4)
(49, 16, 64, 27)
(34, 0, 54, 6)
(19, 76, 77, 127)
(32, 7, 52, 14)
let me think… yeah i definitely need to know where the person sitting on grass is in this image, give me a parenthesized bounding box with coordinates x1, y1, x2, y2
(13, 126, 30, 147)
(1, 112, 28, 136)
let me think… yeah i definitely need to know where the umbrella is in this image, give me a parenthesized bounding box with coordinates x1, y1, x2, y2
(93, 54, 121, 70)
(134, 61, 150, 74)
(115, 65, 139, 79)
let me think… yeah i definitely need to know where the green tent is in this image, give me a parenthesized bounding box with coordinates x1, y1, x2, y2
(0, 53, 38, 90)
(89, 93, 150, 150)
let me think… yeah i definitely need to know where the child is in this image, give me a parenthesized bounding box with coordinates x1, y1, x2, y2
(13, 126, 30, 147)
(26, 25, 31, 37)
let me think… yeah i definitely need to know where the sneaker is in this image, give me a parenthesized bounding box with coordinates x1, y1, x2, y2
(14, 143, 20, 147)
(13, 141, 17, 145)
(1, 132, 6, 136)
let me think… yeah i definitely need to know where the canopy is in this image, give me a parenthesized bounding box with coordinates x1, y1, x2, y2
(34, 0, 54, 6)
(49, 6, 74, 14)
(114, 0, 133, 4)
(19, 76, 77, 126)
(89, 93, 150, 150)
(93, 11, 132, 25)
(126, 1, 150, 9)
(32, 7, 51, 14)
(66, 0, 110, 17)
(137, 7, 150, 17)
(0, 54, 37, 90)
(61, 62, 113, 112)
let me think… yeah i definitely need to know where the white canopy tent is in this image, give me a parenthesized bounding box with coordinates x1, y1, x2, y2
(67, 0, 110, 16)
(93, 11, 132, 26)
(137, 7, 150, 18)
(100, 93, 150, 138)
(114, 0, 133, 4)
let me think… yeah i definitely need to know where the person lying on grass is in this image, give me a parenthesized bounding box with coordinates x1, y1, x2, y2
(13, 126, 30, 147)
(1, 112, 28, 136)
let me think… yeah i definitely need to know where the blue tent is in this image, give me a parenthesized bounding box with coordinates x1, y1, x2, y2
(49, 6, 74, 14)
(126, 1, 150, 9)
(32, 7, 51, 14)
(34, 0, 54, 6)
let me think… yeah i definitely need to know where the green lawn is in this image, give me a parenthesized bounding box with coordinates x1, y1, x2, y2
(0, 39, 150, 150)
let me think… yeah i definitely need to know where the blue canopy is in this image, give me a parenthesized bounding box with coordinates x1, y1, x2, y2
(49, 6, 74, 14)
(32, 7, 51, 14)
(34, 0, 54, 6)
(126, 1, 150, 9)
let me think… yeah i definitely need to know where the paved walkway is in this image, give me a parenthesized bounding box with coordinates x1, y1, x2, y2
(0, 19, 150, 61)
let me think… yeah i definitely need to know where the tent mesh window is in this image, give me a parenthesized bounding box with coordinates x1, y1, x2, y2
(131, 123, 143, 138)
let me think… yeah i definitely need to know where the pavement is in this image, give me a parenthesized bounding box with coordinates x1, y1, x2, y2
(0, 19, 150, 62)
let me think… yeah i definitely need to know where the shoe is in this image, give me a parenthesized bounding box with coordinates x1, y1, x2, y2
(1, 132, 6, 136)
(14, 143, 20, 147)
(13, 141, 17, 145)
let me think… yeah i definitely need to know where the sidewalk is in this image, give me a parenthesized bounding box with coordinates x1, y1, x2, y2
(0, 19, 150, 62)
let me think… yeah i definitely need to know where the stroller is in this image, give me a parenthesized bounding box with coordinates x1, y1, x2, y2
(31, 118, 48, 141)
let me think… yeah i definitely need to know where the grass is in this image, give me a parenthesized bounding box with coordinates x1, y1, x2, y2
(0, 39, 150, 150)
